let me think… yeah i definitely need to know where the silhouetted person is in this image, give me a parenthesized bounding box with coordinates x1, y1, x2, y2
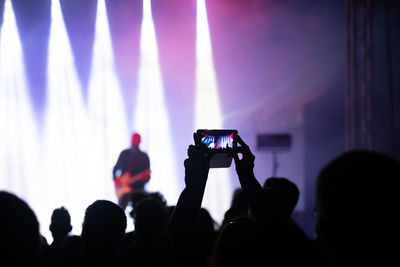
(314, 150, 400, 266)
(168, 132, 213, 267)
(77, 200, 127, 267)
(0, 191, 42, 266)
(47, 206, 83, 267)
(261, 176, 315, 266)
(169, 133, 268, 267)
(50, 207, 72, 242)
(123, 190, 169, 247)
(120, 197, 174, 267)
(263, 177, 299, 216)
(47, 207, 72, 266)
(211, 136, 312, 266)
(169, 133, 314, 267)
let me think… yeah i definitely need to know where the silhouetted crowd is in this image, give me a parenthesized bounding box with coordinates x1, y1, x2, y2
(1, 134, 400, 267)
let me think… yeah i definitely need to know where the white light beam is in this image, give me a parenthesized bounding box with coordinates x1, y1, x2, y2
(134, 0, 179, 205)
(0, 0, 40, 207)
(87, 0, 129, 205)
(42, 0, 90, 241)
(195, 0, 233, 225)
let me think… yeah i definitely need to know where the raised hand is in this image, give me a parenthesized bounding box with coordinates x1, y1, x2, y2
(183, 132, 213, 189)
(233, 134, 256, 178)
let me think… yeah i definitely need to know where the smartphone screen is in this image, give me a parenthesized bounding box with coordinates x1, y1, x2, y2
(195, 129, 238, 168)
(198, 129, 237, 150)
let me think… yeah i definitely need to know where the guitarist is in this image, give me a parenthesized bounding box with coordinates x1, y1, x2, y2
(113, 133, 151, 211)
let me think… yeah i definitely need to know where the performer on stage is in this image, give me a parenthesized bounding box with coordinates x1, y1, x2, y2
(113, 133, 151, 211)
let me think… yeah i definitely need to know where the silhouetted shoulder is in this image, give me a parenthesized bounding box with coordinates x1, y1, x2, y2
(0, 191, 41, 266)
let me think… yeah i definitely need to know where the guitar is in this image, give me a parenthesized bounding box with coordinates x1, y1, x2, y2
(114, 169, 151, 200)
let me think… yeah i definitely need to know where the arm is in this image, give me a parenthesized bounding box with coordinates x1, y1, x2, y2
(233, 135, 283, 227)
(169, 136, 210, 230)
(168, 134, 211, 267)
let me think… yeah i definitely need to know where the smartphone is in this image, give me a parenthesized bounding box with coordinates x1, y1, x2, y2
(196, 129, 238, 168)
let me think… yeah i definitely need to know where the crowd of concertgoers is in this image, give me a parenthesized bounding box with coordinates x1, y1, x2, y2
(1, 133, 400, 266)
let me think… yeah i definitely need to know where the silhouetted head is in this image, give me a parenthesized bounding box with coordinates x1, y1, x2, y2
(50, 206, 72, 241)
(81, 200, 127, 252)
(315, 150, 400, 266)
(0, 191, 41, 266)
(131, 132, 141, 147)
(129, 191, 168, 220)
(132, 198, 168, 237)
(263, 177, 299, 214)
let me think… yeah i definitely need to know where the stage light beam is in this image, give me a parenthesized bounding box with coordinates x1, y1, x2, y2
(133, 0, 179, 205)
(195, 0, 232, 224)
(42, 0, 90, 241)
(87, 0, 129, 205)
(0, 0, 40, 202)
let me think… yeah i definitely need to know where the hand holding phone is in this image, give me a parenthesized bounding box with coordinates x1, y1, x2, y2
(195, 129, 238, 168)
(232, 134, 255, 176)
